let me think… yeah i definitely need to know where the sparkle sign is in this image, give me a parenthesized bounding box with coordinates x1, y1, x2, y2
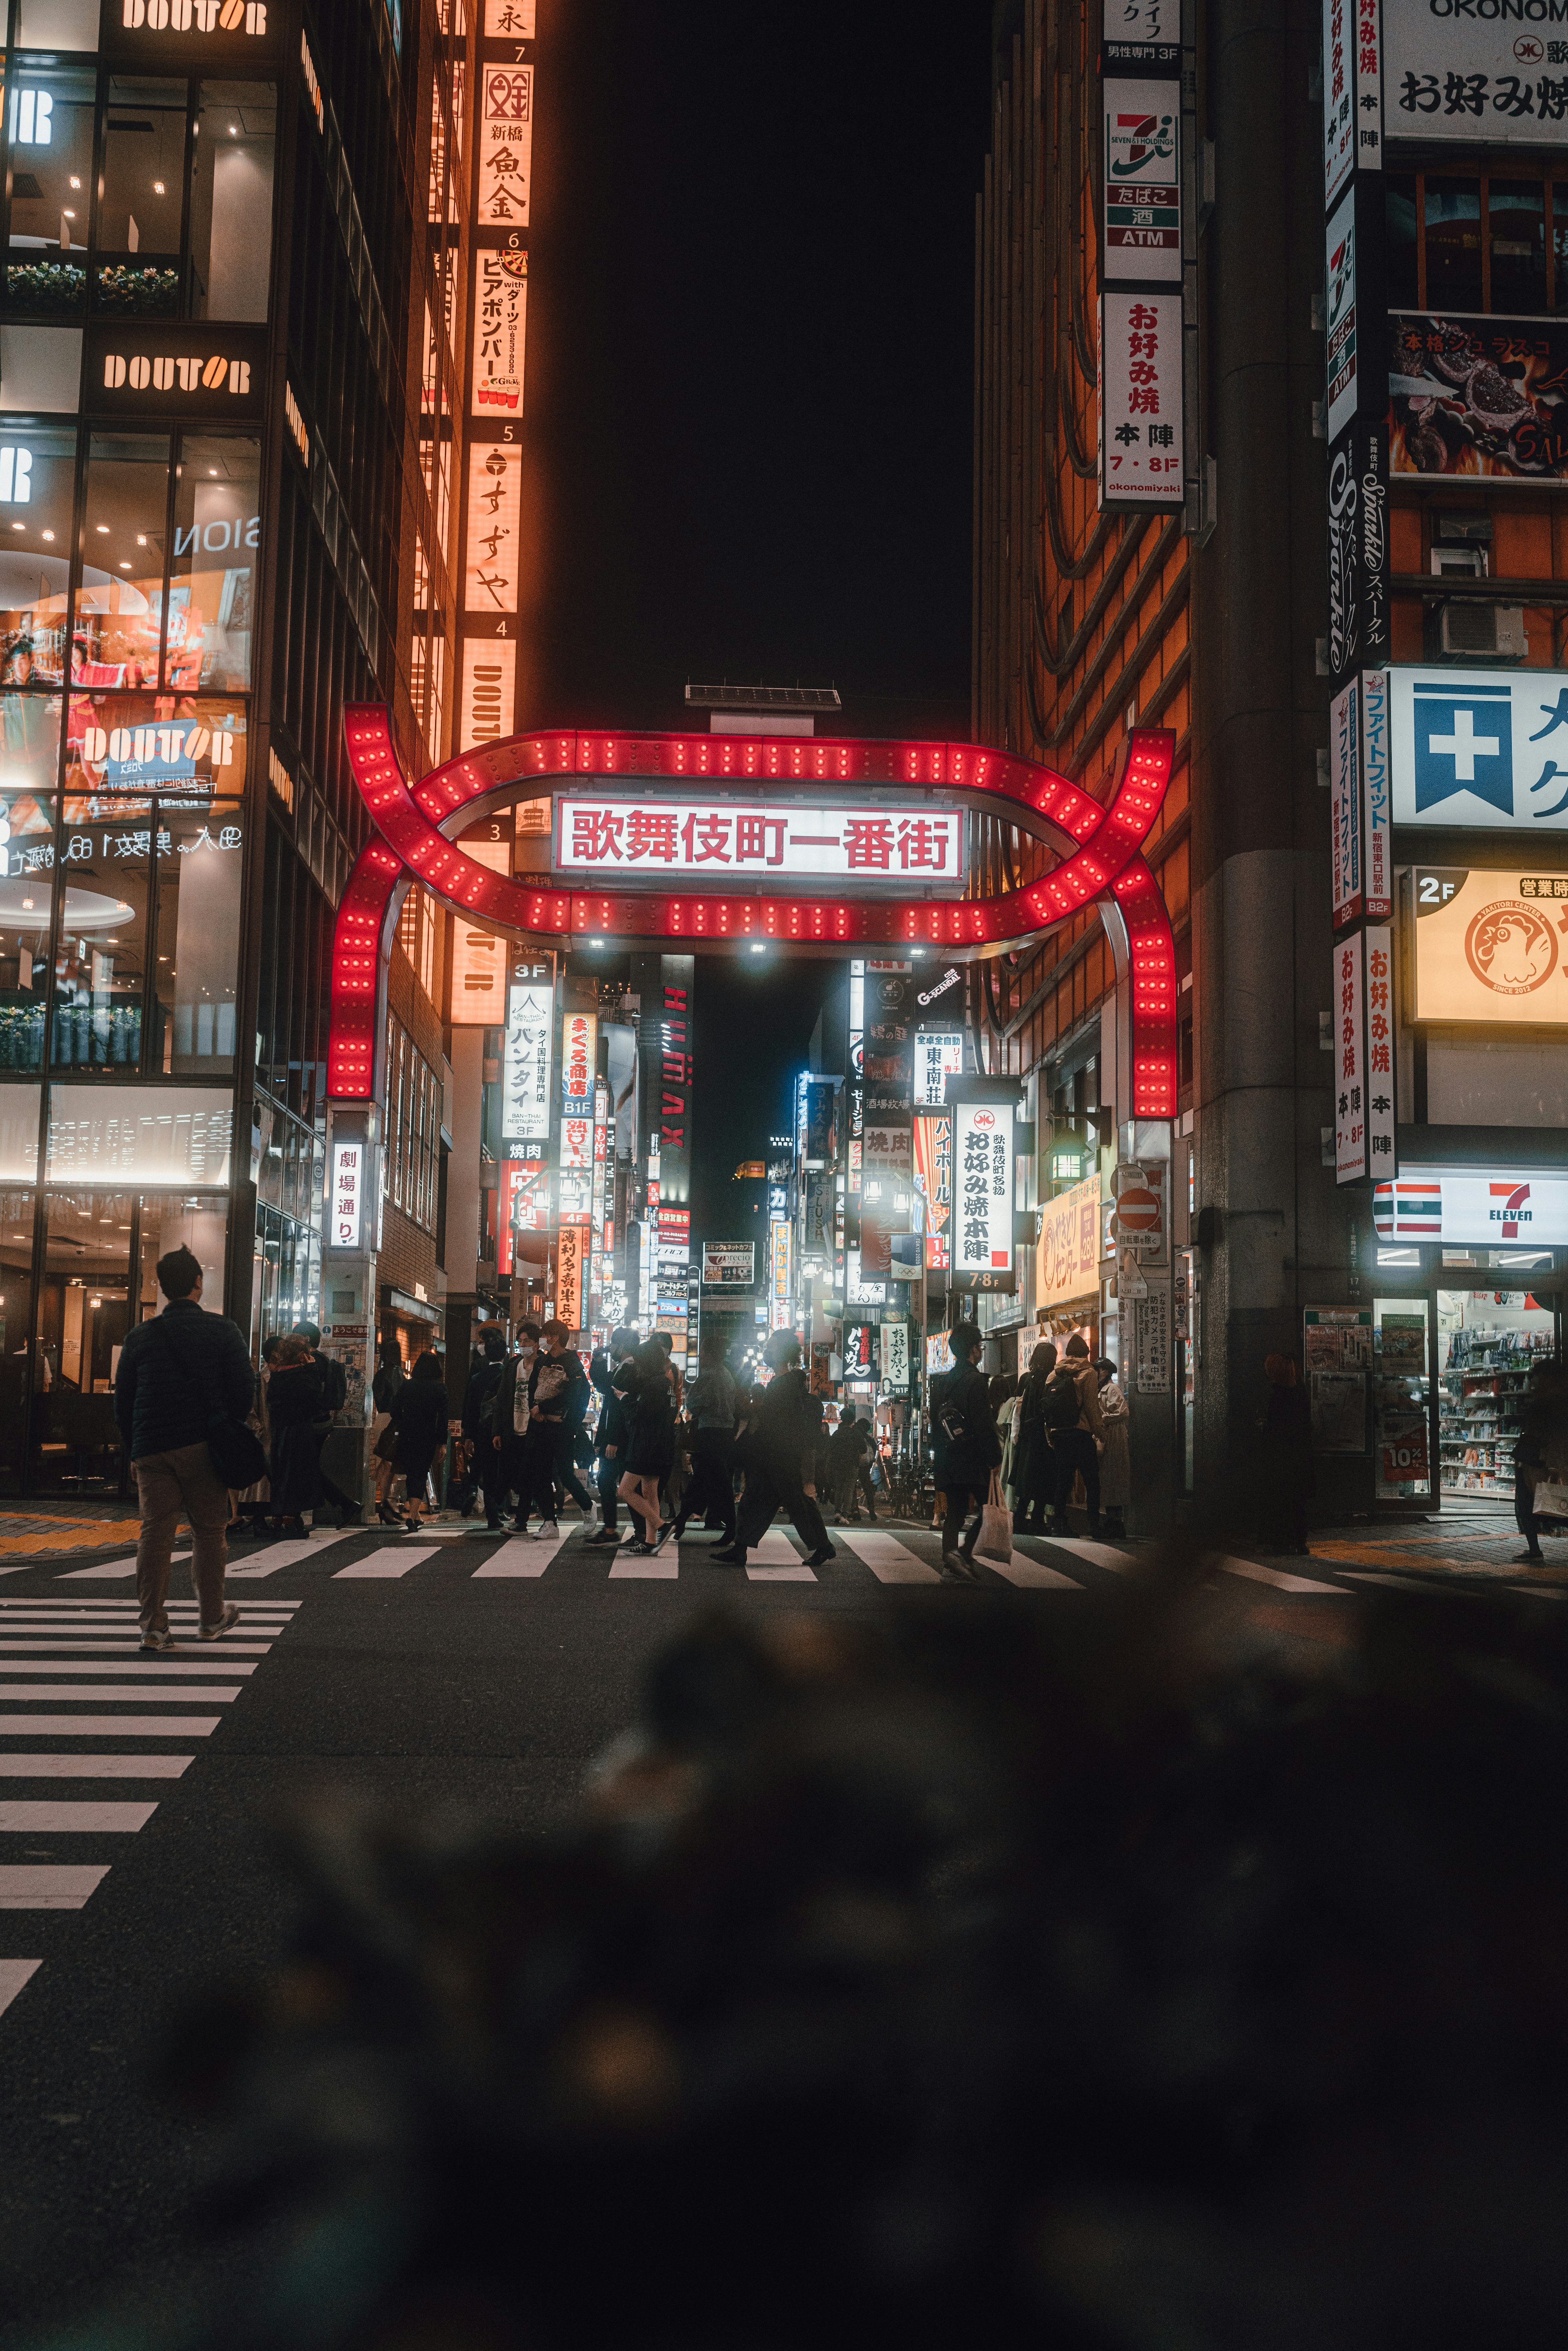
(554, 796, 965, 891)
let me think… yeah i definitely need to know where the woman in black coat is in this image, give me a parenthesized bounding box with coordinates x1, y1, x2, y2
(615, 1340, 676, 1553)
(267, 1336, 325, 1536)
(390, 1351, 450, 1530)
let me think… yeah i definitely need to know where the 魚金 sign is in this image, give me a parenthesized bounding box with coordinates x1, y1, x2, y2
(1412, 867, 1568, 1027)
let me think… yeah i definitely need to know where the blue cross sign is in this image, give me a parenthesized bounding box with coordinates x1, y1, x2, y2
(1411, 682, 1514, 816)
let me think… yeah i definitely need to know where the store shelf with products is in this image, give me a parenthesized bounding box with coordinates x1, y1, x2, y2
(1436, 1295, 1557, 1500)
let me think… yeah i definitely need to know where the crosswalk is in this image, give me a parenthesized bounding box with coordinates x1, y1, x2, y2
(0, 1596, 298, 2025)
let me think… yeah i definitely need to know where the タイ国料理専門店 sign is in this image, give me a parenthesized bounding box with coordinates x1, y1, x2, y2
(1102, 80, 1181, 285)
(1388, 664, 1568, 830)
(553, 798, 964, 889)
(501, 976, 551, 1143)
(1411, 866, 1568, 1027)
(1097, 292, 1183, 506)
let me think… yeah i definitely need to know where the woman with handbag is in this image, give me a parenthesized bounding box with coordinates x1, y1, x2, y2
(617, 1339, 677, 1554)
(1514, 1362, 1568, 1564)
(388, 1351, 450, 1531)
(370, 1341, 405, 1526)
(267, 1335, 326, 1538)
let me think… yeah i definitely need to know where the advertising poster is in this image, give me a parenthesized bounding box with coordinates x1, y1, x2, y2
(1383, 0, 1568, 147)
(1412, 866, 1568, 1026)
(1133, 1284, 1172, 1395)
(1102, 80, 1181, 284)
(1098, 291, 1184, 506)
(1304, 1307, 1372, 1452)
(1391, 315, 1568, 484)
(1036, 1172, 1101, 1309)
(701, 1243, 755, 1288)
(1326, 182, 1360, 443)
(470, 247, 527, 418)
(952, 1099, 1016, 1288)
(1388, 664, 1568, 831)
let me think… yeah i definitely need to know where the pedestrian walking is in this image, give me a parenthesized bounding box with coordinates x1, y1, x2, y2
(617, 1338, 677, 1552)
(527, 1320, 593, 1534)
(370, 1341, 405, 1526)
(715, 1330, 834, 1570)
(389, 1350, 449, 1530)
(1258, 1351, 1314, 1555)
(1513, 1360, 1568, 1563)
(461, 1327, 511, 1529)
(112, 1243, 252, 1651)
(991, 1375, 1020, 1509)
(290, 1322, 362, 1526)
(489, 1322, 540, 1531)
(929, 1322, 1002, 1577)
(1047, 1336, 1104, 1538)
(1012, 1342, 1058, 1531)
(588, 1325, 641, 1544)
(266, 1335, 326, 1535)
(229, 1334, 278, 1539)
(826, 1410, 878, 1524)
(673, 1329, 737, 1541)
(1093, 1357, 1129, 1540)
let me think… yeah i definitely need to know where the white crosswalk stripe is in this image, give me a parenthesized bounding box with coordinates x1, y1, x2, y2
(0, 1641, 274, 1655)
(0, 1684, 242, 1703)
(1212, 1553, 1345, 1596)
(0, 1957, 40, 2016)
(333, 1546, 439, 1578)
(1037, 1537, 1136, 1572)
(987, 1553, 1082, 1589)
(0, 1715, 221, 1736)
(230, 1531, 359, 1578)
(472, 1529, 576, 1578)
(0, 1801, 158, 1832)
(59, 1552, 188, 1582)
(0, 1660, 258, 1678)
(833, 1528, 941, 1585)
(0, 1865, 110, 1910)
(746, 1529, 815, 1580)
(609, 1543, 677, 1578)
(0, 1754, 194, 1778)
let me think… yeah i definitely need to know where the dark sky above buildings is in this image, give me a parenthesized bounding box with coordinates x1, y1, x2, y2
(539, 2, 994, 1235)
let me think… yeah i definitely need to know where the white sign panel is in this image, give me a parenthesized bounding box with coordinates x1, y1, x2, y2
(1324, 0, 1382, 209)
(1331, 676, 1364, 927)
(881, 1319, 911, 1391)
(1133, 1282, 1172, 1394)
(501, 978, 552, 1143)
(330, 1140, 364, 1250)
(1103, 80, 1181, 283)
(477, 64, 532, 228)
(470, 248, 527, 418)
(1412, 865, 1568, 1027)
(702, 1243, 755, 1287)
(1103, 0, 1179, 69)
(553, 797, 964, 888)
(1384, 0, 1568, 148)
(1390, 665, 1568, 831)
(953, 1099, 1016, 1276)
(913, 1030, 965, 1110)
(484, 1, 536, 38)
(1334, 925, 1396, 1185)
(1097, 292, 1184, 506)
(1326, 181, 1360, 443)
(1361, 666, 1391, 916)
(1376, 1171, 1568, 1246)
(457, 639, 516, 751)
(463, 443, 523, 614)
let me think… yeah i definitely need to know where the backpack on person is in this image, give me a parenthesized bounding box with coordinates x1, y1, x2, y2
(935, 1370, 972, 1451)
(1042, 1366, 1082, 1434)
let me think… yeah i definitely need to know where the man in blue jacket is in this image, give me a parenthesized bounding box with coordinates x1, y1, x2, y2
(113, 1245, 254, 1651)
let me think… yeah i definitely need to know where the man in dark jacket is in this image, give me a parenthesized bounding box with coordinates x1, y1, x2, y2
(113, 1244, 254, 1651)
(715, 1330, 835, 1570)
(930, 1322, 1002, 1578)
(462, 1326, 511, 1531)
(588, 1326, 641, 1544)
(291, 1322, 361, 1528)
(826, 1411, 879, 1524)
(538, 1319, 594, 1521)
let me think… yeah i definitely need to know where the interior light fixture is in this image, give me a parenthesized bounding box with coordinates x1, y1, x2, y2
(118, 561, 131, 570)
(9, 523, 21, 533)
(69, 176, 80, 188)
(209, 467, 217, 476)
(62, 207, 75, 219)
(95, 523, 109, 533)
(136, 533, 147, 545)
(748, 942, 766, 954)
(40, 530, 53, 541)
(152, 180, 165, 194)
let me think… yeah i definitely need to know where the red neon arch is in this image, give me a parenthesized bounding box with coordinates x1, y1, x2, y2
(327, 713, 1178, 1116)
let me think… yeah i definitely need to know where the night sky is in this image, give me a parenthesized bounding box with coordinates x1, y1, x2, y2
(537, 2, 994, 1237)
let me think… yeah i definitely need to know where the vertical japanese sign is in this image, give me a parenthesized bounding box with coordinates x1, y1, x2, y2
(1102, 81, 1181, 283)
(1326, 183, 1360, 442)
(477, 63, 532, 227)
(330, 1140, 363, 1249)
(463, 443, 523, 613)
(770, 1218, 793, 1332)
(555, 1224, 584, 1330)
(881, 1319, 911, 1391)
(560, 1010, 597, 1110)
(953, 1100, 1016, 1284)
(1326, 420, 1390, 686)
(471, 247, 527, 417)
(1361, 667, 1391, 919)
(457, 641, 516, 752)
(1098, 292, 1184, 506)
(913, 1030, 964, 1110)
(913, 1112, 952, 1269)
(1335, 927, 1396, 1184)
(501, 969, 552, 1143)
(1330, 677, 1364, 929)
(1102, 0, 1179, 71)
(1323, 0, 1382, 209)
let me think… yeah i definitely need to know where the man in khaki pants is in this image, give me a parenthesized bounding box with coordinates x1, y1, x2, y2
(113, 1245, 256, 1652)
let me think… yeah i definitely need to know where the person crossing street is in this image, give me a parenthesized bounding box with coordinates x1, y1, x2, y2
(714, 1331, 834, 1570)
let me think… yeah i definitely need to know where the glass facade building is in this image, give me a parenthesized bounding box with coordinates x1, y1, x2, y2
(0, 0, 436, 1493)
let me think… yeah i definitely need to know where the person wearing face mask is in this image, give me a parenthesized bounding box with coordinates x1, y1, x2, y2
(488, 1323, 541, 1534)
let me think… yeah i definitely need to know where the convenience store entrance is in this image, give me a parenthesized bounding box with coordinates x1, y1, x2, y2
(1372, 1286, 1563, 1513)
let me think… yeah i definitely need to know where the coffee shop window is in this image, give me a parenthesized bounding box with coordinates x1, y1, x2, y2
(32, 1188, 134, 1491)
(3, 58, 94, 316)
(0, 782, 56, 1072)
(0, 1179, 37, 1493)
(189, 83, 276, 323)
(168, 435, 260, 691)
(94, 80, 187, 318)
(1, 426, 79, 685)
(153, 798, 243, 1074)
(50, 811, 147, 1071)
(74, 434, 171, 687)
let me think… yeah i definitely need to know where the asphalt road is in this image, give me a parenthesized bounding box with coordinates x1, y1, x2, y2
(0, 1506, 1552, 2341)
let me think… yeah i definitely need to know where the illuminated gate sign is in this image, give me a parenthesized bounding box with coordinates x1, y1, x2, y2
(554, 796, 965, 889)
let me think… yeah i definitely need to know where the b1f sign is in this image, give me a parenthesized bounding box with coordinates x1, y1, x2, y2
(330, 1140, 364, 1249)
(1334, 925, 1396, 1186)
(953, 1099, 1016, 1285)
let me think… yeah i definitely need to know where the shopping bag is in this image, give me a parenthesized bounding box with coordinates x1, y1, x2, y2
(973, 1469, 1013, 1567)
(1533, 1480, 1568, 1521)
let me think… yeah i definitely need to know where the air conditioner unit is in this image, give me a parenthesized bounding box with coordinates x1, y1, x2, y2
(1439, 602, 1527, 660)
